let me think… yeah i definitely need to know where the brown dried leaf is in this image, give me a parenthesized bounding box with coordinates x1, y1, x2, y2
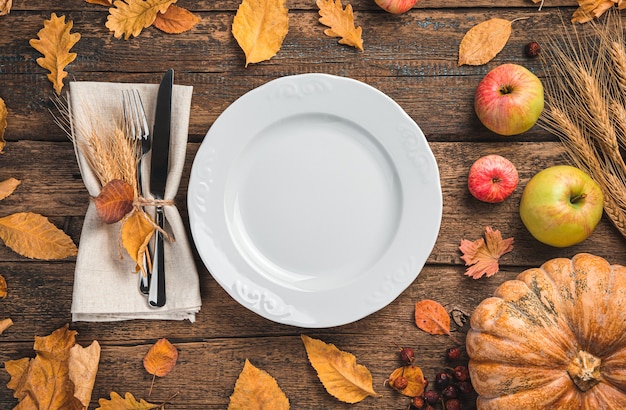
(317, 0, 363, 51)
(0, 273, 6, 298)
(0, 178, 20, 200)
(386, 365, 426, 397)
(0, 318, 13, 334)
(228, 359, 290, 410)
(86, 0, 113, 5)
(122, 209, 154, 274)
(459, 226, 514, 279)
(0, 212, 78, 260)
(154, 4, 200, 34)
(232, 0, 289, 67)
(143, 338, 178, 377)
(0, 0, 12, 16)
(572, 0, 621, 23)
(106, 0, 177, 40)
(0, 97, 6, 153)
(95, 179, 135, 224)
(301, 334, 380, 404)
(415, 299, 451, 336)
(29, 13, 81, 95)
(458, 18, 513, 66)
(96, 392, 158, 409)
(69, 341, 101, 408)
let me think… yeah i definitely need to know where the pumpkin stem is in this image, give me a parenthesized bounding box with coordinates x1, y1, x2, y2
(567, 350, 602, 391)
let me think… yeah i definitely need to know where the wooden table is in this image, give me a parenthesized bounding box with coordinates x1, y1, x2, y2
(1, 1, 625, 408)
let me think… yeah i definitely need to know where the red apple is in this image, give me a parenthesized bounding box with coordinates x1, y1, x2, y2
(474, 63, 544, 136)
(520, 165, 604, 247)
(374, 0, 418, 14)
(468, 154, 518, 203)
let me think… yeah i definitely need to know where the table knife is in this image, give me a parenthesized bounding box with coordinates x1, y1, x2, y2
(148, 68, 174, 308)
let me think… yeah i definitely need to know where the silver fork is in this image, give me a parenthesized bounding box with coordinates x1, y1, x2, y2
(122, 89, 152, 294)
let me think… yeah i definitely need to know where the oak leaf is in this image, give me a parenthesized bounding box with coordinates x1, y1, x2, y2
(29, 13, 81, 95)
(386, 365, 426, 397)
(69, 341, 101, 408)
(301, 334, 380, 404)
(0, 212, 78, 259)
(228, 358, 290, 410)
(106, 0, 177, 40)
(415, 299, 452, 336)
(154, 4, 200, 34)
(0, 273, 6, 298)
(0, 318, 13, 334)
(0, 178, 20, 200)
(458, 18, 516, 66)
(0, 0, 12, 16)
(143, 338, 178, 377)
(232, 0, 289, 67)
(96, 392, 158, 409)
(459, 226, 514, 279)
(122, 209, 155, 274)
(95, 179, 135, 224)
(317, 0, 363, 51)
(0, 97, 6, 153)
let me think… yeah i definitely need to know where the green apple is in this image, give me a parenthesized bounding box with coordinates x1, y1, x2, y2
(520, 165, 604, 247)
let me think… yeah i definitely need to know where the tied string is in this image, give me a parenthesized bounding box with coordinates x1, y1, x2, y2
(134, 197, 175, 208)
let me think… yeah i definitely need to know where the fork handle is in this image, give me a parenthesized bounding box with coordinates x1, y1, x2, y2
(149, 206, 166, 307)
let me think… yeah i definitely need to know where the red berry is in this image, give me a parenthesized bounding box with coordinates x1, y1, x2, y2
(445, 398, 463, 410)
(400, 346, 415, 364)
(434, 371, 452, 390)
(411, 396, 425, 409)
(446, 347, 462, 360)
(457, 380, 473, 395)
(423, 390, 440, 405)
(453, 365, 469, 382)
(524, 41, 541, 58)
(441, 384, 458, 400)
(393, 375, 409, 390)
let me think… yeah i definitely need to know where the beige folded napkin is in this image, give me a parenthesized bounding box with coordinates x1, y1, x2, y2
(68, 81, 201, 322)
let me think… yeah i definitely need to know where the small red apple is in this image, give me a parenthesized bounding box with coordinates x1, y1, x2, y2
(374, 0, 418, 14)
(468, 155, 519, 203)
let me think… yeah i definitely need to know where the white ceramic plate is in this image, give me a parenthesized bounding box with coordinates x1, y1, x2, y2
(188, 73, 442, 328)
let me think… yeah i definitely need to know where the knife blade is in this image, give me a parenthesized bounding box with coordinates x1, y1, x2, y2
(148, 68, 174, 308)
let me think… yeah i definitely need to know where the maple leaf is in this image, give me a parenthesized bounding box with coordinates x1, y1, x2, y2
(0, 0, 12, 16)
(0, 273, 6, 298)
(317, 0, 363, 51)
(301, 334, 380, 404)
(96, 391, 157, 409)
(0, 318, 12, 334)
(153, 4, 200, 34)
(0, 97, 6, 153)
(229, 359, 290, 410)
(95, 179, 135, 224)
(386, 365, 426, 397)
(459, 226, 514, 279)
(0, 212, 78, 260)
(232, 0, 289, 67)
(29, 13, 81, 95)
(0, 178, 20, 200)
(122, 209, 155, 274)
(106, 0, 177, 40)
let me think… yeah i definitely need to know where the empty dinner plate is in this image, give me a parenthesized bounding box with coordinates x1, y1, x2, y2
(188, 73, 442, 328)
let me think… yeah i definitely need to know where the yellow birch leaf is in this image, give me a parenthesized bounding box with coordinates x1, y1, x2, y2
(29, 13, 81, 95)
(0, 273, 6, 298)
(69, 341, 101, 408)
(458, 18, 513, 66)
(317, 0, 363, 51)
(0, 212, 78, 260)
(232, 0, 289, 67)
(301, 334, 380, 404)
(0, 97, 6, 153)
(96, 392, 158, 409)
(0, 0, 12, 16)
(228, 359, 290, 410)
(106, 0, 177, 40)
(0, 178, 20, 200)
(0, 318, 13, 334)
(153, 4, 200, 34)
(122, 209, 154, 273)
(143, 338, 178, 377)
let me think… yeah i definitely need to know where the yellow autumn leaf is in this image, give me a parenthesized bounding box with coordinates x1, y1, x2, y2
(121, 209, 154, 273)
(106, 0, 177, 40)
(0, 97, 6, 153)
(0, 0, 12, 16)
(386, 365, 427, 397)
(29, 13, 81, 95)
(69, 341, 101, 408)
(86, 0, 113, 5)
(143, 338, 178, 377)
(232, 0, 289, 67)
(229, 359, 290, 410)
(317, 0, 363, 51)
(0, 318, 13, 334)
(97, 392, 158, 409)
(153, 4, 200, 34)
(0, 212, 78, 260)
(458, 18, 514, 66)
(301, 334, 380, 404)
(0, 178, 20, 200)
(571, 0, 623, 23)
(0, 273, 6, 298)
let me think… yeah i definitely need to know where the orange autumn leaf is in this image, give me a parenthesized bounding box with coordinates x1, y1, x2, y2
(95, 179, 135, 224)
(0, 212, 78, 260)
(459, 226, 514, 279)
(122, 209, 154, 273)
(317, 0, 363, 51)
(154, 4, 200, 34)
(0, 0, 12, 16)
(228, 359, 290, 410)
(415, 299, 451, 336)
(0, 273, 6, 298)
(0, 178, 20, 200)
(143, 338, 178, 377)
(86, 0, 113, 5)
(0, 97, 6, 153)
(106, 0, 177, 40)
(386, 365, 427, 397)
(29, 13, 81, 95)
(96, 392, 157, 409)
(458, 18, 514, 66)
(232, 0, 289, 67)
(301, 334, 380, 404)
(0, 318, 13, 334)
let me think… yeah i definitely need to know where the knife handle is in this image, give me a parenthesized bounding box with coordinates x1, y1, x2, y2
(149, 206, 166, 307)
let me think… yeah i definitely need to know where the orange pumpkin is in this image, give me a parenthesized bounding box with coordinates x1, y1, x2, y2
(467, 253, 626, 409)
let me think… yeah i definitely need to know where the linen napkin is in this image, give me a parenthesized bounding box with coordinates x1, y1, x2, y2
(68, 81, 201, 322)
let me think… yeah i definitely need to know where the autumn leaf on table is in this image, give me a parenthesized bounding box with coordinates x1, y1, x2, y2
(97, 392, 158, 409)
(0, 97, 6, 153)
(106, 0, 177, 40)
(154, 4, 200, 34)
(228, 359, 290, 410)
(571, 0, 625, 23)
(458, 18, 525, 66)
(301, 334, 380, 404)
(95, 179, 135, 224)
(317, 0, 363, 51)
(0, 0, 12, 16)
(415, 299, 452, 336)
(386, 365, 427, 397)
(0, 273, 6, 298)
(143, 338, 178, 395)
(0, 178, 20, 200)
(69, 341, 102, 408)
(86, 0, 113, 5)
(29, 13, 81, 95)
(232, 0, 289, 67)
(459, 226, 514, 279)
(122, 209, 155, 274)
(0, 317, 13, 334)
